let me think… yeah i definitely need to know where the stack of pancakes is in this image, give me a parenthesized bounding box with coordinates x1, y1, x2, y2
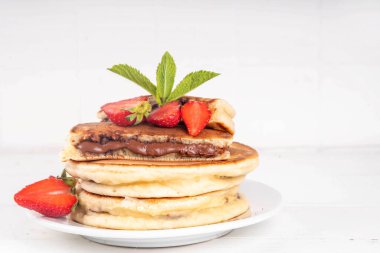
(61, 102, 258, 230)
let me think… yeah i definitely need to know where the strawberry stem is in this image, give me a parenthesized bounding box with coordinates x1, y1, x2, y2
(123, 101, 152, 126)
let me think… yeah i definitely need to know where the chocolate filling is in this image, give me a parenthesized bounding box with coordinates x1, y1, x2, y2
(77, 139, 225, 157)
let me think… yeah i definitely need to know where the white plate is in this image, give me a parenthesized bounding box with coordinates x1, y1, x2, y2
(27, 180, 282, 248)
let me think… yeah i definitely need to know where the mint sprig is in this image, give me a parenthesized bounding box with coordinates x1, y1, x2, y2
(108, 52, 219, 105)
(156, 52, 176, 104)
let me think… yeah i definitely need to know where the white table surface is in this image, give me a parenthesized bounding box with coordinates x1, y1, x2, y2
(1, 147, 379, 252)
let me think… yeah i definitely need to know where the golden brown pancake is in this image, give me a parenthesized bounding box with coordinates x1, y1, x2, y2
(76, 186, 240, 217)
(71, 193, 249, 230)
(61, 122, 233, 162)
(65, 142, 258, 187)
(70, 122, 232, 141)
(78, 176, 245, 198)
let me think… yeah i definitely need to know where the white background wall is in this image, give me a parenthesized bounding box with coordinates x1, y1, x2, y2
(0, 0, 379, 150)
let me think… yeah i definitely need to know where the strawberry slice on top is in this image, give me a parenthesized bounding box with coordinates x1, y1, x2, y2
(147, 101, 181, 128)
(101, 96, 151, 127)
(14, 175, 77, 218)
(181, 101, 211, 136)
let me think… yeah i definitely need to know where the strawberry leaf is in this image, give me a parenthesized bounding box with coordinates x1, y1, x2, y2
(156, 52, 176, 104)
(108, 64, 157, 96)
(58, 169, 76, 188)
(135, 114, 144, 125)
(167, 71, 219, 102)
(124, 101, 151, 125)
(71, 199, 79, 212)
(126, 114, 137, 121)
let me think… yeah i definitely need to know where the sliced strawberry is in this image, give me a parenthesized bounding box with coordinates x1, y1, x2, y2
(14, 176, 77, 217)
(181, 101, 211, 136)
(147, 101, 181, 128)
(101, 96, 150, 127)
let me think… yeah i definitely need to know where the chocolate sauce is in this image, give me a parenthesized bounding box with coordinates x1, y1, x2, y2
(77, 139, 224, 157)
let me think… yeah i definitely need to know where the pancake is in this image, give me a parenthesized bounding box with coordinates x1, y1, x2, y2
(65, 142, 258, 186)
(79, 175, 245, 198)
(61, 122, 233, 162)
(71, 194, 249, 230)
(76, 186, 240, 217)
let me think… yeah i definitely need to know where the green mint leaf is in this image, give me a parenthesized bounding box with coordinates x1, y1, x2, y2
(108, 64, 157, 96)
(155, 94, 162, 105)
(167, 71, 220, 102)
(156, 51, 176, 104)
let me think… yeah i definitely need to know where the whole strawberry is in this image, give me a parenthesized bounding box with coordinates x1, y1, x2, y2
(147, 101, 181, 127)
(181, 101, 211, 136)
(101, 96, 151, 127)
(14, 172, 77, 218)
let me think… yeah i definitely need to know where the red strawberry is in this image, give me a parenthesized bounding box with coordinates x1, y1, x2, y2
(181, 101, 211, 136)
(101, 96, 150, 127)
(147, 101, 181, 127)
(14, 176, 77, 217)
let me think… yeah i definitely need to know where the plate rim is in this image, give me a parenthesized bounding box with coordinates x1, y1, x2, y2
(27, 180, 282, 239)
